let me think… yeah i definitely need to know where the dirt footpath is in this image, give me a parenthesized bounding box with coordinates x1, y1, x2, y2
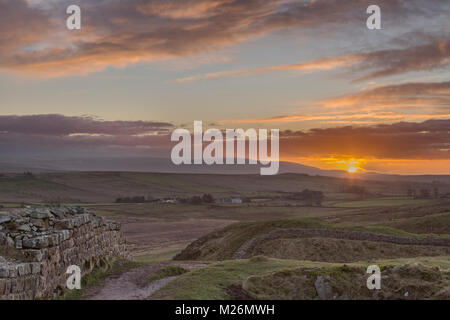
(86, 262, 208, 300)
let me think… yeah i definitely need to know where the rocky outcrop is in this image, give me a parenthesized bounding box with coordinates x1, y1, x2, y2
(0, 207, 128, 300)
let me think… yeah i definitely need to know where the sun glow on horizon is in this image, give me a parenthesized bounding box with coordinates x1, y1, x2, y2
(287, 155, 367, 173)
(288, 156, 450, 175)
(347, 165, 358, 173)
(320, 156, 366, 174)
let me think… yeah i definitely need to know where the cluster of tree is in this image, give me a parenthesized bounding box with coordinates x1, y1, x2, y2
(201, 194, 215, 203)
(343, 185, 368, 199)
(290, 189, 324, 206)
(181, 194, 215, 204)
(407, 187, 440, 199)
(23, 171, 34, 177)
(115, 196, 147, 203)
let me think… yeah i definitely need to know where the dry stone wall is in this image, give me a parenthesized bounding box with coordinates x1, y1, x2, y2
(233, 228, 450, 259)
(0, 207, 128, 300)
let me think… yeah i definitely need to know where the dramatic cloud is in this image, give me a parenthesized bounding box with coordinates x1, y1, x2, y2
(1, 115, 448, 163)
(176, 55, 362, 83)
(354, 37, 450, 81)
(317, 81, 450, 110)
(1, 0, 449, 77)
(221, 81, 450, 125)
(177, 37, 450, 83)
(0, 114, 173, 136)
(279, 119, 450, 160)
(226, 112, 450, 126)
(0, 114, 175, 159)
(0, 0, 54, 51)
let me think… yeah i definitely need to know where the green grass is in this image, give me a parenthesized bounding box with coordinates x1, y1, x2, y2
(385, 213, 450, 235)
(153, 257, 305, 299)
(61, 257, 141, 300)
(333, 198, 432, 208)
(89, 209, 116, 216)
(148, 266, 189, 283)
(242, 258, 450, 300)
(376, 255, 450, 270)
(134, 250, 182, 264)
(0, 203, 24, 208)
(153, 256, 450, 300)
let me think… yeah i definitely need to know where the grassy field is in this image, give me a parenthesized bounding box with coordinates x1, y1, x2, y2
(174, 212, 450, 262)
(332, 197, 433, 208)
(150, 199, 450, 300)
(386, 214, 450, 235)
(1, 171, 447, 203)
(153, 258, 305, 299)
(1, 171, 449, 300)
(152, 256, 450, 300)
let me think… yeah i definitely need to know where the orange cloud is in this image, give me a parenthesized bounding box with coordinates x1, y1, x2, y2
(278, 119, 450, 160)
(317, 81, 450, 110)
(176, 37, 450, 83)
(219, 81, 450, 126)
(220, 112, 450, 126)
(2, 0, 449, 78)
(176, 55, 363, 83)
(136, 0, 232, 19)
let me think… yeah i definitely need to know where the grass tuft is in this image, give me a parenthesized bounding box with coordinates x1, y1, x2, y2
(148, 265, 189, 283)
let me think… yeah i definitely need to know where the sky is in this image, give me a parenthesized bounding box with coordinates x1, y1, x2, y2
(0, 0, 449, 174)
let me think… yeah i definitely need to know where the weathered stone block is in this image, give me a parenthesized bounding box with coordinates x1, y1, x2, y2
(0, 265, 9, 278)
(0, 232, 6, 245)
(0, 278, 6, 295)
(0, 216, 11, 224)
(54, 219, 74, 230)
(15, 239, 23, 249)
(6, 236, 14, 247)
(30, 219, 45, 228)
(31, 262, 41, 274)
(18, 224, 32, 232)
(30, 212, 47, 219)
(31, 208, 52, 219)
(50, 208, 67, 218)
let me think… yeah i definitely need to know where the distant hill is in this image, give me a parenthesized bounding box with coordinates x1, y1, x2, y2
(0, 156, 448, 184)
(355, 172, 450, 184)
(0, 156, 343, 176)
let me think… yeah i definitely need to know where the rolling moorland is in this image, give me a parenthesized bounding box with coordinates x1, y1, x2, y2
(1, 171, 450, 299)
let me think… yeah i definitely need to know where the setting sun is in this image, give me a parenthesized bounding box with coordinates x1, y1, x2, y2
(287, 156, 367, 173)
(341, 158, 363, 174)
(347, 166, 358, 173)
(315, 156, 365, 173)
